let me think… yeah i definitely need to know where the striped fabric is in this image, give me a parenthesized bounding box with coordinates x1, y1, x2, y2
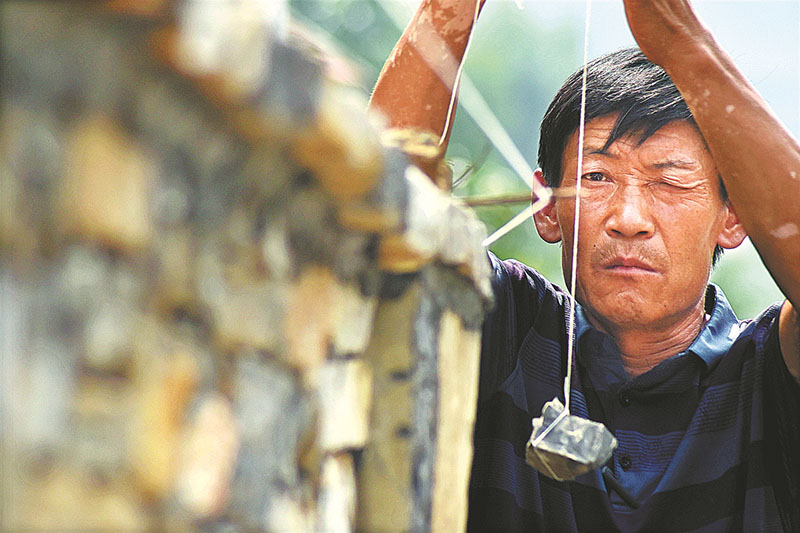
(467, 254, 798, 532)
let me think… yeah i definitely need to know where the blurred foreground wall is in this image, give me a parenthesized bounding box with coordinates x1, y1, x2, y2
(0, 2, 491, 531)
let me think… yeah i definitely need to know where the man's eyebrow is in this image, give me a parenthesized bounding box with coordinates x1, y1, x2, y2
(651, 159, 699, 169)
(584, 147, 613, 156)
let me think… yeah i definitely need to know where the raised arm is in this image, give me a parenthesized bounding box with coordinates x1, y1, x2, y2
(623, 0, 800, 380)
(369, 0, 485, 174)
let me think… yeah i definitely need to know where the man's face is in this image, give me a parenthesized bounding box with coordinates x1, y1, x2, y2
(535, 114, 744, 332)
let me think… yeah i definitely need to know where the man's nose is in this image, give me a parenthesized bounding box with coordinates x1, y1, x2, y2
(604, 186, 655, 239)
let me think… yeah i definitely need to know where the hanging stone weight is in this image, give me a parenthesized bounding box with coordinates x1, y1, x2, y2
(525, 398, 617, 482)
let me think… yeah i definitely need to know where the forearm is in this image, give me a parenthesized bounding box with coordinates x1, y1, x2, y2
(369, 0, 484, 147)
(661, 30, 800, 306)
(623, 0, 800, 373)
(662, 28, 800, 376)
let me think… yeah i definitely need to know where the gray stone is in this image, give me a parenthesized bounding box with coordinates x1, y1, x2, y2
(409, 294, 441, 533)
(526, 398, 618, 482)
(229, 357, 311, 529)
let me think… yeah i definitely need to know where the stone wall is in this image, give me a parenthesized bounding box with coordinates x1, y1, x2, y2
(0, 2, 491, 530)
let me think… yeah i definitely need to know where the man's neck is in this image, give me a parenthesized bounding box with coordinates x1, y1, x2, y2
(584, 301, 708, 378)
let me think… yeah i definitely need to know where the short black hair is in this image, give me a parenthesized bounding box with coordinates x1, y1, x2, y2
(537, 47, 727, 265)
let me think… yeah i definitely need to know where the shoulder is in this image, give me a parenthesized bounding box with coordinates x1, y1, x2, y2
(729, 301, 783, 365)
(478, 253, 566, 398)
(752, 302, 783, 349)
(716, 301, 782, 366)
(487, 252, 566, 312)
(485, 252, 568, 343)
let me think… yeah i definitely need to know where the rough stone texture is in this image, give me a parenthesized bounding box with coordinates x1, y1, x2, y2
(432, 310, 482, 533)
(0, 1, 492, 531)
(526, 398, 618, 482)
(356, 282, 419, 532)
(318, 360, 373, 452)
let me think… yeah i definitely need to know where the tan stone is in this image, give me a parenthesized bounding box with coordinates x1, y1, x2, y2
(378, 233, 432, 273)
(72, 376, 131, 420)
(152, 228, 198, 312)
(317, 360, 372, 452)
(380, 128, 441, 160)
(431, 310, 482, 533)
(356, 284, 420, 531)
(61, 114, 154, 253)
(293, 85, 383, 202)
(129, 328, 199, 499)
(84, 300, 137, 374)
(285, 266, 338, 375)
(337, 201, 401, 234)
(4, 461, 147, 531)
(379, 128, 451, 187)
(175, 393, 240, 519)
(212, 282, 287, 353)
(331, 284, 376, 356)
(317, 453, 357, 533)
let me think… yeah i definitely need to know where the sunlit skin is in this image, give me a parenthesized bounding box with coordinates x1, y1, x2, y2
(371, 0, 800, 380)
(534, 114, 747, 375)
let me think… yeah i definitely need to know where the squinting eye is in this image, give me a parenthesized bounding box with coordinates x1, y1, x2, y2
(581, 172, 606, 182)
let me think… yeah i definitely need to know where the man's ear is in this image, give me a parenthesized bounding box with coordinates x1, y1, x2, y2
(717, 201, 747, 249)
(532, 169, 562, 244)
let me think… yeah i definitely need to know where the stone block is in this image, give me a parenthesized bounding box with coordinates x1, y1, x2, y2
(293, 85, 383, 202)
(317, 453, 357, 533)
(175, 393, 240, 519)
(229, 357, 311, 530)
(356, 283, 419, 531)
(286, 266, 338, 375)
(378, 164, 491, 303)
(331, 283, 377, 356)
(60, 114, 154, 253)
(317, 360, 373, 452)
(431, 310, 481, 533)
(129, 327, 199, 499)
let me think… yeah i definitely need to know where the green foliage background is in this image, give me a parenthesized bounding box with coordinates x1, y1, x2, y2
(290, 0, 791, 319)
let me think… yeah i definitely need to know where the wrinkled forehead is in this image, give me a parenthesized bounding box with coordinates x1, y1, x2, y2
(561, 115, 714, 172)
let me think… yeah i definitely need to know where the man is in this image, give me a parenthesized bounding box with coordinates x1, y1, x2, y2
(370, 0, 800, 531)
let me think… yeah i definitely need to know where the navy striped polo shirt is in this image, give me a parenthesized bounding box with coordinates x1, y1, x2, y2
(467, 254, 800, 532)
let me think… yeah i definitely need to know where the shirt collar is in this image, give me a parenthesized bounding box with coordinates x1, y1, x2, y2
(687, 284, 740, 367)
(575, 304, 594, 341)
(574, 284, 740, 368)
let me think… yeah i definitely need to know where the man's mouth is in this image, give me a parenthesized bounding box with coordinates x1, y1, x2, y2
(602, 256, 658, 274)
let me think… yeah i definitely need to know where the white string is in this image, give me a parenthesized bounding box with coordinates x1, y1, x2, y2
(482, 196, 551, 247)
(438, 0, 553, 247)
(531, 407, 570, 481)
(377, 1, 548, 195)
(460, 76, 544, 192)
(564, 0, 592, 413)
(531, 408, 568, 447)
(456, 0, 592, 413)
(438, 0, 482, 147)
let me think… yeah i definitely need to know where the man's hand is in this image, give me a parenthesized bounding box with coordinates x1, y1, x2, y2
(622, 0, 710, 68)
